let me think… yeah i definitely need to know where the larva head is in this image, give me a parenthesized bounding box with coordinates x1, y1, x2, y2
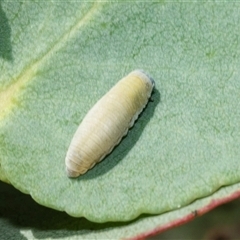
(129, 69, 155, 97)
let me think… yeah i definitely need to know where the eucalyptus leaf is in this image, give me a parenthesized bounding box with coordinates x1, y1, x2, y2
(1, 181, 240, 239)
(1, 0, 240, 228)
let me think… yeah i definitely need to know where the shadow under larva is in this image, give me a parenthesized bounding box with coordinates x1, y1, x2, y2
(65, 70, 160, 179)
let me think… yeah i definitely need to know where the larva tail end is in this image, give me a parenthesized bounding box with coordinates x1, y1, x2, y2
(66, 167, 80, 178)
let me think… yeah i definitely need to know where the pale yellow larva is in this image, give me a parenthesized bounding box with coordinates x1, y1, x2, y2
(65, 70, 155, 177)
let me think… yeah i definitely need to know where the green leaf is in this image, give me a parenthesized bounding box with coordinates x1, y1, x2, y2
(1, 0, 240, 231)
(1, 181, 240, 239)
(0, 165, 9, 184)
(0, 1, 12, 61)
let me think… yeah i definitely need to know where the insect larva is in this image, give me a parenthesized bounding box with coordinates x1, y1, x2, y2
(65, 69, 155, 178)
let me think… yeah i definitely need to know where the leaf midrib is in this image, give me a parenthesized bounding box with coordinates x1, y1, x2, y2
(0, 2, 104, 122)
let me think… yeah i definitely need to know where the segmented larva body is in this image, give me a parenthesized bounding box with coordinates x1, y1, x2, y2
(65, 70, 155, 177)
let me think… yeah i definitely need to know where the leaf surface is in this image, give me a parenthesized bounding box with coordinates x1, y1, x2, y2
(1, 0, 240, 227)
